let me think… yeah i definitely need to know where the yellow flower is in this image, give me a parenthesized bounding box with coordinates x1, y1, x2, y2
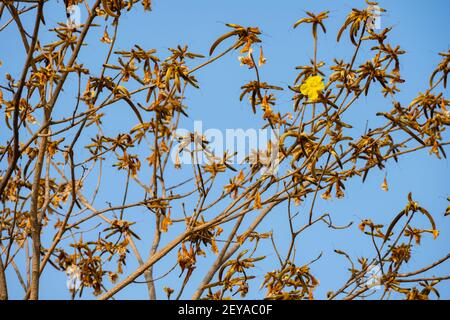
(300, 75, 324, 101)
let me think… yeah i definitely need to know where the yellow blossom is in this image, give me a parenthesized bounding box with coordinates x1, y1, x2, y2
(432, 229, 439, 239)
(300, 75, 324, 101)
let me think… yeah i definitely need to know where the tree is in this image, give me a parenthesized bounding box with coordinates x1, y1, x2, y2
(0, 0, 449, 300)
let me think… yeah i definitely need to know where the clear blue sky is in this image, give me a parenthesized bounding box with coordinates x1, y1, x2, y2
(1, 0, 449, 299)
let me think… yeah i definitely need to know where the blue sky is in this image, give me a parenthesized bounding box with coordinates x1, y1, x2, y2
(1, 0, 449, 299)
